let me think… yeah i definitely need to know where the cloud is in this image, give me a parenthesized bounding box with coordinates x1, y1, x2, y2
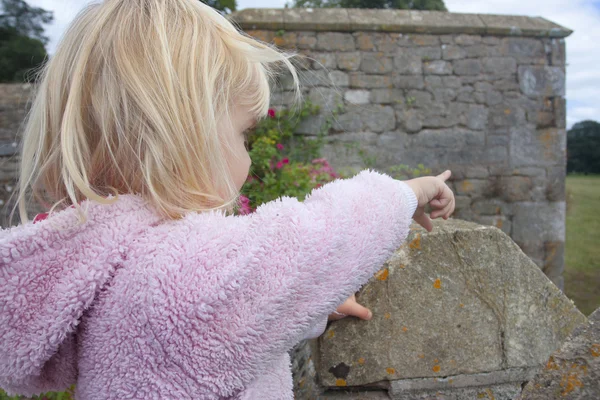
(28, 0, 599, 128)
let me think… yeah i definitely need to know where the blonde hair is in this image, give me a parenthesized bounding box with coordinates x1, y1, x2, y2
(13, 0, 301, 223)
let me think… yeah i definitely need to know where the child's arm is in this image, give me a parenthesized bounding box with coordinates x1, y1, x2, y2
(140, 169, 453, 396)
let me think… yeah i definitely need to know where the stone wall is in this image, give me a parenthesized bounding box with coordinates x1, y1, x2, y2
(0, 83, 32, 226)
(289, 219, 588, 399)
(231, 8, 571, 289)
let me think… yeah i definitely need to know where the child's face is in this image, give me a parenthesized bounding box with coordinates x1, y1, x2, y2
(220, 104, 255, 193)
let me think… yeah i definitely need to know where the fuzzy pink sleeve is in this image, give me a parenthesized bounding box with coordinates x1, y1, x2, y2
(141, 170, 417, 396)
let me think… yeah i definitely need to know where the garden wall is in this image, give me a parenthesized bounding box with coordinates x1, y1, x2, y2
(231, 8, 572, 289)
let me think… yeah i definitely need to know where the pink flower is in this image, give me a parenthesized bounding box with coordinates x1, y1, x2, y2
(276, 143, 284, 151)
(282, 158, 289, 164)
(268, 109, 276, 118)
(238, 195, 253, 215)
(276, 161, 284, 169)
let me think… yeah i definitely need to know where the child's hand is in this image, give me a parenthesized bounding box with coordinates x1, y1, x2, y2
(328, 294, 372, 321)
(405, 170, 455, 232)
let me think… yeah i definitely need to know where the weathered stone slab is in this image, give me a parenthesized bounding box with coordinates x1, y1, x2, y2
(230, 9, 572, 38)
(285, 8, 350, 31)
(519, 307, 600, 399)
(479, 15, 572, 38)
(518, 66, 566, 98)
(318, 220, 586, 387)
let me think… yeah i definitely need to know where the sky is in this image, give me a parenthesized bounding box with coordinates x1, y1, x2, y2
(26, 0, 600, 128)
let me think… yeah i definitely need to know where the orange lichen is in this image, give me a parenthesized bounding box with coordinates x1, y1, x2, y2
(418, 354, 425, 359)
(375, 268, 389, 281)
(409, 234, 421, 249)
(590, 343, 600, 357)
(434, 359, 439, 363)
(448, 379, 454, 384)
(461, 181, 474, 193)
(402, 326, 408, 332)
(433, 278, 442, 289)
(546, 356, 559, 370)
(459, 303, 465, 308)
(399, 264, 406, 269)
(384, 312, 391, 319)
(496, 219, 503, 229)
(386, 368, 396, 375)
(504, 109, 511, 115)
(335, 378, 347, 387)
(358, 358, 365, 365)
(432, 365, 441, 373)
(560, 371, 584, 395)
(327, 330, 335, 339)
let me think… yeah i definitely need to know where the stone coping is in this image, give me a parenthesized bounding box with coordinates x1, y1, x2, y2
(229, 8, 572, 38)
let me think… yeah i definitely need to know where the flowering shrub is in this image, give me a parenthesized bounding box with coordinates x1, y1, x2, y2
(239, 101, 341, 213)
(238, 101, 432, 215)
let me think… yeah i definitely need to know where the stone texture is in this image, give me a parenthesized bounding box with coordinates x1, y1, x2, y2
(519, 66, 566, 98)
(344, 90, 371, 105)
(318, 220, 585, 387)
(519, 307, 600, 400)
(333, 105, 395, 133)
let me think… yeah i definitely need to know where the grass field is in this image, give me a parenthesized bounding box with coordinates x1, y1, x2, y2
(564, 175, 600, 317)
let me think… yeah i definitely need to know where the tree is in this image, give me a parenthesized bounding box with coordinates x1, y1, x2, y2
(201, 0, 237, 14)
(0, 0, 53, 44)
(0, 0, 51, 82)
(567, 120, 600, 174)
(0, 26, 46, 82)
(290, 0, 447, 11)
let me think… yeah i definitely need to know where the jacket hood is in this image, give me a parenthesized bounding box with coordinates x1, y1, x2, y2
(0, 195, 162, 396)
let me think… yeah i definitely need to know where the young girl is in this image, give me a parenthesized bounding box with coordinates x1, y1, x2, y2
(0, 0, 454, 398)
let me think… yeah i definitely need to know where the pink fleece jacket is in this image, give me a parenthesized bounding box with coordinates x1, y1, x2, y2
(0, 170, 417, 399)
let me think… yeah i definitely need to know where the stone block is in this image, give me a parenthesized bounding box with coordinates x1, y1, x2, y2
(411, 128, 485, 149)
(355, 32, 376, 51)
(546, 166, 566, 201)
(316, 32, 355, 51)
(311, 52, 337, 70)
(317, 220, 586, 387)
(466, 105, 489, 130)
(518, 66, 566, 98)
(498, 176, 534, 202)
(333, 105, 396, 133)
(350, 73, 393, 89)
(309, 87, 343, 114)
(396, 109, 422, 133)
(361, 53, 393, 74)
(344, 90, 371, 105)
(371, 89, 403, 105)
(510, 127, 566, 167)
(454, 179, 491, 196)
(423, 60, 453, 75)
(455, 34, 482, 46)
(329, 71, 350, 87)
(501, 37, 546, 63)
(442, 45, 467, 60)
(543, 241, 564, 281)
(293, 32, 316, 49)
(416, 46, 442, 60)
(393, 75, 424, 90)
(512, 201, 566, 243)
(453, 59, 481, 76)
(442, 76, 462, 88)
(392, 53, 422, 75)
(482, 57, 517, 75)
(549, 38, 566, 67)
(554, 97, 566, 129)
(337, 52, 362, 71)
(520, 307, 599, 400)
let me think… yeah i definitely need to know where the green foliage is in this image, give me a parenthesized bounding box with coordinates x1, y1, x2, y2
(0, 0, 51, 83)
(0, 386, 75, 400)
(567, 120, 600, 174)
(0, 26, 47, 82)
(289, 0, 447, 11)
(239, 101, 431, 214)
(200, 0, 236, 13)
(240, 101, 339, 210)
(0, 0, 53, 44)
